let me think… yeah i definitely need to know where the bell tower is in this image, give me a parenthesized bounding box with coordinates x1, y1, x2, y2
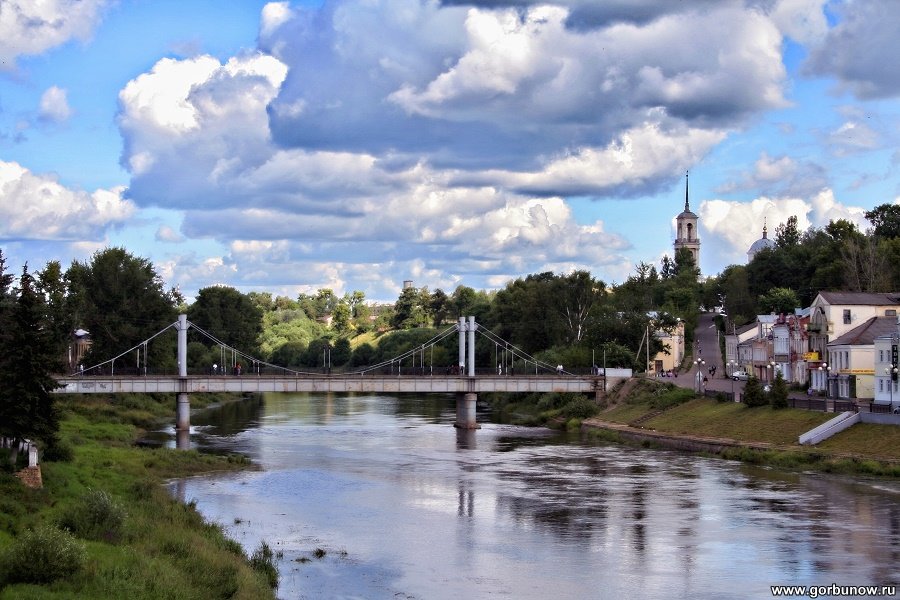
(673, 171, 700, 270)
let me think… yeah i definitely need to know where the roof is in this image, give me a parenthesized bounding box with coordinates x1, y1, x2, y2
(828, 317, 897, 347)
(815, 291, 900, 306)
(748, 237, 775, 254)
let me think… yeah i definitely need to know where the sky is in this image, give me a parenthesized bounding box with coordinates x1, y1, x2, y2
(0, 0, 898, 303)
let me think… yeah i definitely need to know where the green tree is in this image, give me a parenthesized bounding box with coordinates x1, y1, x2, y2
(430, 289, 450, 325)
(392, 286, 427, 329)
(758, 287, 800, 315)
(331, 302, 352, 334)
(37, 261, 74, 362)
(742, 376, 767, 407)
(188, 285, 263, 355)
(770, 372, 789, 409)
(775, 215, 801, 248)
(0, 266, 63, 462)
(864, 203, 900, 239)
(66, 248, 179, 371)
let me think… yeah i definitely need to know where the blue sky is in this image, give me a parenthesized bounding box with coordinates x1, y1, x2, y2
(0, 0, 898, 302)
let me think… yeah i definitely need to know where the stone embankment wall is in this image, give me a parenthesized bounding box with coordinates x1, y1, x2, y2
(15, 466, 43, 489)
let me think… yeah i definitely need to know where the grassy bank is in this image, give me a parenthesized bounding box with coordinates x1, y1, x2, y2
(586, 378, 900, 477)
(0, 393, 276, 599)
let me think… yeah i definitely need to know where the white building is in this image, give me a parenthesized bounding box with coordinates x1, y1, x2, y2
(826, 317, 895, 399)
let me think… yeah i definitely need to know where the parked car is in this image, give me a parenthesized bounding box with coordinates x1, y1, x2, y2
(732, 371, 750, 381)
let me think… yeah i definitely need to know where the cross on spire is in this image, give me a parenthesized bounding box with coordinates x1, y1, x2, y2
(684, 170, 690, 212)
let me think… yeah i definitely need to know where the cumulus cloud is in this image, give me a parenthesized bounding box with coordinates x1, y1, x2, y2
(699, 189, 869, 262)
(38, 86, 73, 123)
(155, 225, 183, 243)
(0, 0, 110, 70)
(716, 151, 828, 197)
(0, 161, 135, 241)
(114, 0, 802, 297)
(805, 0, 900, 99)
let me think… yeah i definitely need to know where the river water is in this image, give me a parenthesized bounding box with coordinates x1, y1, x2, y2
(168, 393, 900, 600)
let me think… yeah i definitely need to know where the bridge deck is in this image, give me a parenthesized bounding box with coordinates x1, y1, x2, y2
(55, 374, 609, 395)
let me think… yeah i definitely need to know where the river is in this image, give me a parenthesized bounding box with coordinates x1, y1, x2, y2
(168, 393, 900, 599)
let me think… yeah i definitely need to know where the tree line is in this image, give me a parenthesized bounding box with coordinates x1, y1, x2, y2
(705, 204, 900, 327)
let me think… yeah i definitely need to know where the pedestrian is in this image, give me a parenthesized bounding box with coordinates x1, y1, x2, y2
(556, 364, 564, 375)
(212, 363, 218, 375)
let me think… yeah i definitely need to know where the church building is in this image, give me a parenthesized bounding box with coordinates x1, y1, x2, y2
(673, 172, 700, 270)
(747, 219, 776, 263)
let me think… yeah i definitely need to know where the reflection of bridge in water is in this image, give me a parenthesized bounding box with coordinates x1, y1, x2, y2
(55, 315, 631, 435)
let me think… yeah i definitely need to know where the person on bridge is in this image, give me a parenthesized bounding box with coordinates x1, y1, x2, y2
(556, 364, 564, 375)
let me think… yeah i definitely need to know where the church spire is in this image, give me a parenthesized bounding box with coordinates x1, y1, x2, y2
(684, 171, 690, 212)
(763, 217, 768, 239)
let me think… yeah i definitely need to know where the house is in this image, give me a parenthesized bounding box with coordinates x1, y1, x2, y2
(873, 323, 900, 409)
(67, 328, 91, 372)
(771, 311, 809, 385)
(724, 322, 756, 375)
(826, 317, 896, 399)
(650, 318, 685, 374)
(806, 292, 900, 392)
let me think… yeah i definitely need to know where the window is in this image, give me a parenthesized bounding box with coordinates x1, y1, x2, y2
(843, 309, 851, 324)
(880, 349, 885, 362)
(887, 309, 897, 317)
(879, 380, 884, 392)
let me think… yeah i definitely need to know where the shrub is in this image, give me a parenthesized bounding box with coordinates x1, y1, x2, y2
(742, 377, 768, 407)
(250, 541, 279, 589)
(58, 488, 127, 542)
(559, 396, 599, 420)
(0, 525, 86, 585)
(43, 437, 74, 462)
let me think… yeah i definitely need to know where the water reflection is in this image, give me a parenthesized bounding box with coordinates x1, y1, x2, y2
(170, 393, 900, 600)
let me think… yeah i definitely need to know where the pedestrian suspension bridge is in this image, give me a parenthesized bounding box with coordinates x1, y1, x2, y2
(56, 315, 628, 431)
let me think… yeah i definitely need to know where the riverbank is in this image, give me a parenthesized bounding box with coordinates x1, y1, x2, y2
(0, 393, 276, 599)
(580, 379, 900, 477)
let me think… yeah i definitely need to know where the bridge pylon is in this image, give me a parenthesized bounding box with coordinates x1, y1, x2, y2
(454, 316, 480, 429)
(176, 314, 190, 432)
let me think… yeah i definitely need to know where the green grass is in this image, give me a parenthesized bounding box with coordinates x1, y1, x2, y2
(0, 394, 274, 599)
(644, 398, 834, 446)
(816, 423, 900, 460)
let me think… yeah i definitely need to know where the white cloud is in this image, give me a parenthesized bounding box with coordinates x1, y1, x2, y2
(805, 0, 900, 99)
(110, 0, 809, 297)
(699, 189, 869, 261)
(155, 226, 184, 243)
(38, 86, 73, 123)
(0, 161, 134, 240)
(0, 0, 110, 70)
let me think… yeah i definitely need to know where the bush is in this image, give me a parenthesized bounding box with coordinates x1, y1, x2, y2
(742, 377, 768, 407)
(43, 437, 74, 462)
(58, 488, 127, 542)
(250, 541, 279, 589)
(559, 395, 599, 420)
(0, 525, 86, 585)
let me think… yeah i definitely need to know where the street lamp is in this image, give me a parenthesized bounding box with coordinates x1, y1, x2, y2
(694, 358, 706, 393)
(884, 364, 897, 412)
(818, 362, 830, 399)
(728, 359, 737, 400)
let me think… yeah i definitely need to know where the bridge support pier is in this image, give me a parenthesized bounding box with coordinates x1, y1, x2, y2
(455, 392, 480, 430)
(176, 393, 190, 431)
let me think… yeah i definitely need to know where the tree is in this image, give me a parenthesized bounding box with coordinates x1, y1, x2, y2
(430, 289, 449, 325)
(758, 287, 800, 315)
(864, 204, 900, 239)
(37, 260, 74, 361)
(770, 372, 789, 409)
(0, 266, 63, 462)
(775, 215, 801, 248)
(742, 376, 767, 407)
(66, 248, 179, 371)
(554, 270, 604, 344)
(331, 302, 352, 334)
(188, 286, 263, 355)
(392, 286, 427, 329)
